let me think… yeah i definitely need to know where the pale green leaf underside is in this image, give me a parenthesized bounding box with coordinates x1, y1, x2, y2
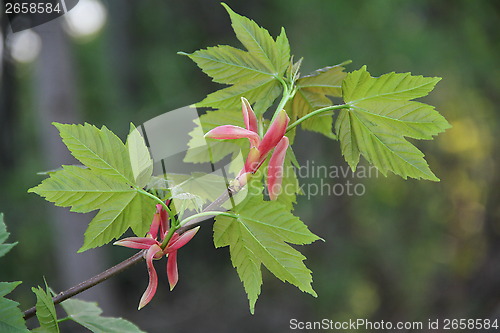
(126, 124, 153, 188)
(28, 166, 156, 251)
(0, 282, 29, 333)
(0, 213, 17, 258)
(32, 286, 59, 333)
(61, 299, 146, 333)
(337, 66, 450, 180)
(213, 195, 320, 313)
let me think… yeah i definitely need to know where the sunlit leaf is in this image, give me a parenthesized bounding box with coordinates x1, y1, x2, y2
(29, 123, 158, 251)
(126, 124, 153, 188)
(29, 166, 156, 251)
(336, 66, 450, 180)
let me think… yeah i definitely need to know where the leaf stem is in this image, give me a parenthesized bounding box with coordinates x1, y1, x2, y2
(258, 114, 265, 137)
(161, 222, 179, 249)
(179, 211, 238, 227)
(136, 188, 182, 249)
(286, 104, 350, 133)
(57, 317, 71, 323)
(136, 188, 174, 220)
(271, 75, 293, 122)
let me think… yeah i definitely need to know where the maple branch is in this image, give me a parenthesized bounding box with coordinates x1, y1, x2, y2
(23, 188, 236, 320)
(23, 250, 145, 320)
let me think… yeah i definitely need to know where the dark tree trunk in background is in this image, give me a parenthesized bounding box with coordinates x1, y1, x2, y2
(0, 14, 16, 169)
(33, 18, 117, 314)
(105, 0, 135, 127)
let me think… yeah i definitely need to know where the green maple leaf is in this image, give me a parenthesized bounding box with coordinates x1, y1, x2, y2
(127, 124, 153, 188)
(53, 123, 134, 183)
(180, 3, 290, 114)
(0, 216, 29, 333)
(0, 213, 17, 258)
(29, 123, 156, 251)
(32, 285, 59, 333)
(336, 66, 451, 181)
(213, 195, 321, 313)
(287, 62, 349, 138)
(61, 299, 146, 333)
(0, 282, 29, 333)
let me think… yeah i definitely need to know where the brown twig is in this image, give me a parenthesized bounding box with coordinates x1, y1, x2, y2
(23, 250, 145, 320)
(23, 187, 235, 320)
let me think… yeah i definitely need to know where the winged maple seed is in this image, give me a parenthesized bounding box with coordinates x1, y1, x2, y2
(205, 97, 290, 200)
(114, 203, 199, 309)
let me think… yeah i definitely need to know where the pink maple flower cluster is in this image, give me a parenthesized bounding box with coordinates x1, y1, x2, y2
(114, 203, 199, 309)
(205, 97, 290, 200)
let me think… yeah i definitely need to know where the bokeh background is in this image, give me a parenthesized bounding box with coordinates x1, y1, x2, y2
(1, 0, 499, 332)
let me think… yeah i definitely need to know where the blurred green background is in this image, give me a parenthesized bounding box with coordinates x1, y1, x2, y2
(1, 0, 499, 332)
